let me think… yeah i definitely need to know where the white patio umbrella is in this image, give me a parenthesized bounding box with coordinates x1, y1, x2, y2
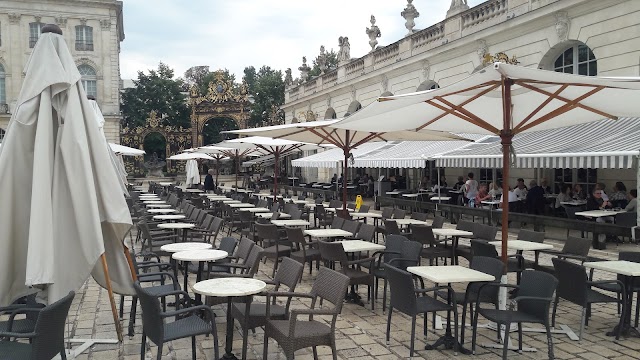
(109, 143, 146, 156)
(185, 159, 201, 186)
(218, 136, 322, 198)
(168, 152, 215, 160)
(335, 62, 640, 268)
(0, 25, 133, 340)
(195, 145, 235, 186)
(225, 121, 467, 211)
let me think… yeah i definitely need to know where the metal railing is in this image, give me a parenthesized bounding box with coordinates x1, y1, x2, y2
(75, 41, 94, 51)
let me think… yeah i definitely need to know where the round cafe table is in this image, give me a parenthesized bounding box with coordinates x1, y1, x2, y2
(153, 214, 186, 221)
(157, 223, 196, 243)
(193, 278, 267, 360)
(160, 242, 213, 299)
(143, 200, 166, 204)
(172, 250, 228, 304)
(146, 209, 177, 214)
(146, 204, 171, 208)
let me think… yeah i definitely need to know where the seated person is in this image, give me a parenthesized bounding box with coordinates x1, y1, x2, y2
(487, 182, 502, 198)
(453, 176, 465, 190)
(499, 187, 518, 209)
(586, 189, 613, 223)
(540, 178, 552, 194)
(625, 189, 638, 212)
(573, 184, 586, 200)
(555, 184, 573, 209)
(595, 182, 610, 202)
(609, 181, 628, 208)
(513, 178, 528, 200)
(475, 183, 492, 206)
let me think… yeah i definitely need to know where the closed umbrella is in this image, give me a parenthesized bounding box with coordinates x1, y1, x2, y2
(109, 143, 146, 156)
(0, 25, 133, 340)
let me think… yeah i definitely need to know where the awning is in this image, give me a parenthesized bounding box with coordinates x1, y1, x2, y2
(352, 134, 485, 169)
(292, 142, 388, 168)
(435, 117, 640, 169)
(243, 154, 275, 167)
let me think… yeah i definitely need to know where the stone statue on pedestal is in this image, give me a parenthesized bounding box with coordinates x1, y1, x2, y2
(316, 45, 327, 74)
(401, 0, 420, 36)
(298, 56, 311, 81)
(284, 68, 293, 86)
(366, 15, 381, 52)
(338, 36, 351, 63)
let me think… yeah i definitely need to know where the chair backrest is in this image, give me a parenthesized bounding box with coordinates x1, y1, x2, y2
(456, 220, 476, 232)
(244, 245, 265, 276)
(468, 256, 503, 303)
(289, 208, 302, 220)
(356, 223, 376, 242)
(381, 207, 394, 219)
(432, 215, 445, 229)
(285, 227, 307, 247)
(31, 291, 75, 360)
(384, 219, 401, 235)
(392, 209, 406, 219)
(410, 212, 429, 221)
(358, 204, 370, 213)
(330, 217, 345, 229)
(341, 220, 361, 235)
(318, 240, 349, 266)
(273, 258, 304, 291)
(335, 209, 352, 219)
(309, 267, 350, 315)
(517, 229, 545, 243)
(470, 240, 498, 259)
(235, 237, 255, 262)
(411, 225, 437, 247)
(474, 224, 498, 241)
(552, 258, 587, 306)
(384, 235, 408, 263)
(393, 241, 423, 270)
(562, 236, 591, 258)
(347, 203, 356, 210)
(329, 200, 342, 209)
(385, 264, 418, 315)
(134, 282, 165, 343)
(255, 223, 280, 242)
(209, 217, 224, 243)
(218, 237, 238, 255)
(517, 270, 558, 321)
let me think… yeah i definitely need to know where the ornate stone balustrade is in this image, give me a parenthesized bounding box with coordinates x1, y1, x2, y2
(411, 22, 445, 50)
(373, 43, 399, 65)
(322, 70, 338, 85)
(461, 0, 508, 30)
(304, 80, 317, 93)
(345, 59, 365, 77)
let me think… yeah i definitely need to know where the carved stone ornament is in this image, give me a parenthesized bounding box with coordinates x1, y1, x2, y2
(8, 13, 21, 24)
(100, 19, 111, 30)
(34, 16, 42, 23)
(422, 60, 430, 80)
(55, 16, 67, 27)
(381, 75, 389, 92)
(80, 18, 87, 26)
(476, 39, 488, 64)
(284, 68, 293, 86)
(326, 95, 332, 107)
(366, 15, 382, 52)
(483, 52, 520, 66)
(316, 45, 327, 74)
(338, 36, 351, 63)
(401, 0, 420, 36)
(555, 12, 570, 43)
(447, 0, 469, 18)
(298, 56, 311, 81)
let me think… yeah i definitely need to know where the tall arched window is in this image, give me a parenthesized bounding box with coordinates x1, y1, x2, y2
(553, 43, 597, 76)
(0, 64, 6, 105)
(78, 64, 97, 98)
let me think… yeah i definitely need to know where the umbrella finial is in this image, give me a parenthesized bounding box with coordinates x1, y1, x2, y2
(42, 23, 63, 35)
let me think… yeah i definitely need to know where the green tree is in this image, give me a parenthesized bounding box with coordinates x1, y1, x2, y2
(308, 49, 339, 77)
(243, 66, 285, 128)
(121, 62, 190, 129)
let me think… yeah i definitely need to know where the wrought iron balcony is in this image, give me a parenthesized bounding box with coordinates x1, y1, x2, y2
(75, 41, 94, 51)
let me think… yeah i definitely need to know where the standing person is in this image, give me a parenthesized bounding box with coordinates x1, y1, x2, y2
(464, 172, 478, 207)
(526, 180, 546, 215)
(488, 182, 502, 198)
(204, 169, 215, 192)
(595, 182, 609, 202)
(331, 173, 338, 184)
(513, 178, 528, 200)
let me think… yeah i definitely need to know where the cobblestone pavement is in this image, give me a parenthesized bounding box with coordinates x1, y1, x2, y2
(25, 212, 640, 359)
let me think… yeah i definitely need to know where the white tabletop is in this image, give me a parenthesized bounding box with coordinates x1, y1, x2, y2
(147, 209, 177, 214)
(489, 240, 553, 251)
(172, 249, 228, 262)
(561, 201, 587, 206)
(304, 229, 353, 238)
(228, 203, 255, 208)
(158, 182, 173, 186)
(256, 212, 291, 219)
(139, 195, 160, 198)
(402, 194, 420, 198)
(575, 209, 626, 218)
(393, 219, 429, 226)
(158, 223, 196, 230)
(481, 200, 501, 205)
(407, 265, 495, 283)
(351, 212, 383, 218)
(325, 207, 355, 213)
(584, 260, 640, 277)
(153, 214, 186, 220)
(239, 207, 270, 213)
(193, 278, 267, 297)
(160, 242, 212, 253)
(207, 196, 229, 200)
(146, 204, 172, 208)
(431, 196, 451, 201)
(183, 189, 204, 193)
(304, 203, 329, 208)
(386, 191, 402, 195)
(143, 200, 166, 204)
(290, 199, 311, 205)
(338, 240, 385, 253)
(222, 200, 241, 204)
(271, 219, 310, 227)
(432, 228, 474, 237)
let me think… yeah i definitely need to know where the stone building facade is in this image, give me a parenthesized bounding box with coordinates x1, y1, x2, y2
(282, 0, 640, 189)
(0, 0, 124, 143)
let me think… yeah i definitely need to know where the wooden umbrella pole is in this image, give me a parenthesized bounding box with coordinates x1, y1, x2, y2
(235, 149, 239, 188)
(100, 253, 123, 342)
(273, 150, 279, 202)
(500, 77, 514, 273)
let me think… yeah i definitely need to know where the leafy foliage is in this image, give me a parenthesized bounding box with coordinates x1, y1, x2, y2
(309, 49, 339, 77)
(121, 63, 190, 129)
(243, 66, 285, 128)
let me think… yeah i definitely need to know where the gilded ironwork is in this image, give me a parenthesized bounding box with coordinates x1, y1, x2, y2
(483, 52, 520, 66)
(120, 110, 192, 176)
(190, 70, 251, 147)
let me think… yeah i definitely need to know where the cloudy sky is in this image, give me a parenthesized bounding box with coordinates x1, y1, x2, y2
(120, 0, 483, 81)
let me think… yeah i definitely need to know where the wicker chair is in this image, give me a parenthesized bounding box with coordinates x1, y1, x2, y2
(135, 283, 219, 360)
(263, 267, 350, 360)
(286, 227, 321, 274)
(0, 291, 75, 360)
(0, 294, 43, 337)
(471, 270, 558, 359)
(471, 240, 525, 283)
(385, 265, 458, 357)
(232, 258, 304, 360)
(412, 225, 450, 265)
(255, 223, 291, 277)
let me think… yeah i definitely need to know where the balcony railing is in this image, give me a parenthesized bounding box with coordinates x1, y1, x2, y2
(75, 41, 94, 51)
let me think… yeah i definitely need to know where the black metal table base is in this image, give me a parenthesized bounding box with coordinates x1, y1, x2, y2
(425, 331, 468, 354)
(345, 288, 365, 306)
(608, 324, 640, 338)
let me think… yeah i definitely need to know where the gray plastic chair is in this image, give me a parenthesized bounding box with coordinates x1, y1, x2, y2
(0, 291, 75, 360)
